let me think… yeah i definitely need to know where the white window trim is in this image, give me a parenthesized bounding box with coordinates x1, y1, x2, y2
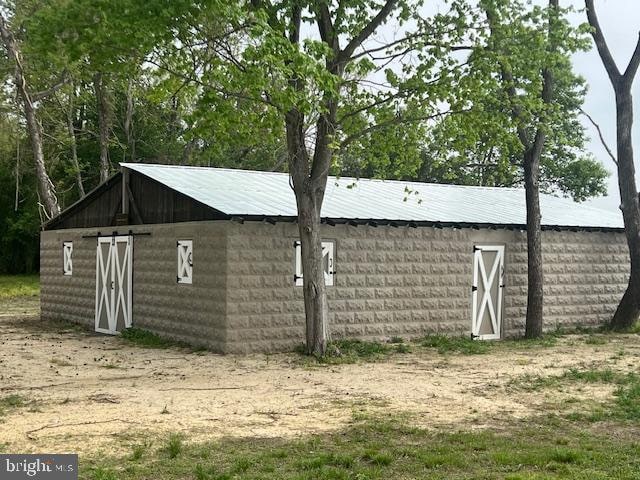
(294, 240, 335, 287)
(177, 240, 193, 284)
(63, 241, 73, 276)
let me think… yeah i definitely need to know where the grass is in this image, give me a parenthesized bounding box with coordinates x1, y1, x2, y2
(0, 394, 28, 417)
(509, 366, 640, 423)
(297, 339, 412, 365)
(419, 335, 491, 354)
(585, 335, 608, 345)
(0, 274, 39, 299)
(120, 328, 189, 349)
(164, 433, 183, 459)
(81, 413, 640, 480)
(296, 331, 571, 364)
(509, 368, 638, 392)
(418, 333, 559, 356)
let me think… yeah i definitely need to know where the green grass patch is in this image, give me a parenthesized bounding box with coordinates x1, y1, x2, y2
(163, 433, 184, 459)
(612, 380, 640, 420)
(419, 335, 491, 355)
(0, 394, 29, 416)
(509, 368, 638, 393)
(298, 332, 564, 364)
(120, 328, 189, 350)
(82, 415, 640, 480)
(0, 274, 39, 299)
(627, 322, 640, 334)
(298, 339, 411, 364)
(419, 334, 558, 356)
(509, 367, 640, 422)
(585, 335, 608, 345)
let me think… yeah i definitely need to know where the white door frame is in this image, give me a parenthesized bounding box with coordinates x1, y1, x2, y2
(471, 245, 504, 340)
(95, 235, 133, 334)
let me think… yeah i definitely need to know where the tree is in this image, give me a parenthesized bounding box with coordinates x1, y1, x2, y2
(160, 0, 469, 355)
(585, 0, 640, 330)
(471, 0, 591, 338)
(0, 10, 61, 219)
(417, 83, 607, 201)
(93, 72, 111, 181)
(138, 0, 473, 355)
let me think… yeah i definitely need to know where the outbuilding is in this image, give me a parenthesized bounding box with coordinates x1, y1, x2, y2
(41, 163, 628, 353)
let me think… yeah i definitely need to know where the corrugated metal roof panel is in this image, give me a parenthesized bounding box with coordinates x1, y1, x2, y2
(121, 163, 624, 229)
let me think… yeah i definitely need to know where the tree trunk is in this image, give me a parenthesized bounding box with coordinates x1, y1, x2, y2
(93, 72, 111, 182)
(14, 131, 19, 212)
(611, 88, 640, 329)
(0, 14, 60, 219)
(586, 0, 640, 329)
(182, 138, 196, 164)
(67, 85, 85, 197)
(286, 108, 330, 356)
(524, 150, 544, 338)
(125, 79, 135, 162)
(295, 190, 329, 356)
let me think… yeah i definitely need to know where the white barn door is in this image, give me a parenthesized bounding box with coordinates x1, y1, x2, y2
(471, 245, 504, 340)
(95, 235, 133, 334)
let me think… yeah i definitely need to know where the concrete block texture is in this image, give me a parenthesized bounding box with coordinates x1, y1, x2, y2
(223, 223, 629, 353)
(41, 221, 228, 351)
(41, 220, 629, 354)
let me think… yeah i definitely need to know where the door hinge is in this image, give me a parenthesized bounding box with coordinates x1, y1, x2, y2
(471, 333, 480, 340)
(471, 285, 478, 292)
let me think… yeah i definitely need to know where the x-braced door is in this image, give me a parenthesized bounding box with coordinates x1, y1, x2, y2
(471, 245, 504, 340)
(95, 235, 133, 334)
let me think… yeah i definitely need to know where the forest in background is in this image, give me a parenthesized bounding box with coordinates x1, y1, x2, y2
(0, 0, 611, 274)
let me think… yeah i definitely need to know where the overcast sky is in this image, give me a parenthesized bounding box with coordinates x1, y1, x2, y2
(566, 0, 640, 211)
(416, 1, 640, 212)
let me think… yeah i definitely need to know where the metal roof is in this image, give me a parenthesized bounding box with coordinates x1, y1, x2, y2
(121, 163, 624, 230)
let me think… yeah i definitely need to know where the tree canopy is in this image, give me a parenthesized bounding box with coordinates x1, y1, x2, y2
(0, 0, 610, 274)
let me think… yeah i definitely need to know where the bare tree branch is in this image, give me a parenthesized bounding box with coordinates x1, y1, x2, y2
(32, 71, 69, 102)
(623, 32, 640, 87)
(337, 0, 398, 65)
(147, 58, 279, 110)
(580, 107, 617, 165)
(339, 108, 468, 149)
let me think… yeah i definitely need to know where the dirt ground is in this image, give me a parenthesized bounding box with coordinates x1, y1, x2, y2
(1, 307, 639, 456)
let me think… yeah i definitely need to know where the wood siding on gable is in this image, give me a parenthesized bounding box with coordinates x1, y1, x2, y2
(128, 172, 224, 224)
(46, 175, 123, 230)
(45, 170, 226, 230)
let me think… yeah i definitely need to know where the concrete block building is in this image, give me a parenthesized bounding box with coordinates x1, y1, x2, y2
(40, 163, 628, 353)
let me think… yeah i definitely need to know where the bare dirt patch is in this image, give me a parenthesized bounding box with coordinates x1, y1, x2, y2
(0, 314, 639, 456)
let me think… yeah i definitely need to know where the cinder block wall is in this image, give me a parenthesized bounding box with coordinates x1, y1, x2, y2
(41, 229, 96, 326)
(42, 220, 629, 354)
(224, 222, 629, 353)
(131, 222, 228, 350)
(41, 222, 228, 350)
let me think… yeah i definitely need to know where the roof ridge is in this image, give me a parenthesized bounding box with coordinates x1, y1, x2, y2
(120, 162, 528, 192)
(118, 162, 621, 226)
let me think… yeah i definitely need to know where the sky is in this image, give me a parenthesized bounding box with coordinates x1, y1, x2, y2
(567, 0, 640, 211)
(369, 1, 640, 212)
